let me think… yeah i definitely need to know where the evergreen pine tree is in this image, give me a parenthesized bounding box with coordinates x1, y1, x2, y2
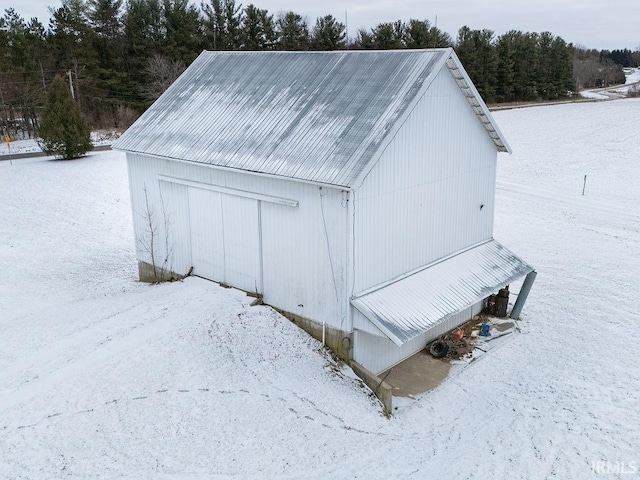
(241, 4, 276, 50)
(370, 21, 405, 49)
(275, 11, 309, 51)
(456, 26, 498, 102)
(311, 15, 346, 50)
(37, 74, 93, 159)
(404, 19, 430, 48)
(496, 32, 516, 102)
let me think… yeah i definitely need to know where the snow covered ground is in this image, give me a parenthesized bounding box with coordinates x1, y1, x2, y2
(617, 68, 640, 94)
(1, 99, 639, 478)
(0, 131, 119, 156)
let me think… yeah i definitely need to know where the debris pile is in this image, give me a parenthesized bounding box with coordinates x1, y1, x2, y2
(427, 327, 473, 360)
(426, 315, 515, 360)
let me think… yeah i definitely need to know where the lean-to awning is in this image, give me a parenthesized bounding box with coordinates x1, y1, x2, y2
(351, 240, 534, 346)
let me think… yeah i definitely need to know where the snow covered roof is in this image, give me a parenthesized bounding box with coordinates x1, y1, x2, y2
(113, 48, 510, 187)
(351, 240, 533, 346)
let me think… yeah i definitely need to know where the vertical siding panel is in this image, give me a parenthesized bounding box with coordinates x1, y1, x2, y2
(261, 184, 349, 332)
(220, 194, 261, 292)
(352, 309, 387, 337)
(126, 154, 144, 261)
(126, 152, 349, 332)
(188, 188, 224, 280)
(354, 68, 498, 293)
(160, 180, 191, 274)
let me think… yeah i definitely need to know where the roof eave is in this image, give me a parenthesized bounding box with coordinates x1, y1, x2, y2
(115, 149, 354, 190)
(445, 50, 513, 154)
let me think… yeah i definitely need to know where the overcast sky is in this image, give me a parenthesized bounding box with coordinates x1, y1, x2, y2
(12, 0, 640, 51)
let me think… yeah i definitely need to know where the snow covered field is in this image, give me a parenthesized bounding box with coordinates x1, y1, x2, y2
(1, 99, 639, 478)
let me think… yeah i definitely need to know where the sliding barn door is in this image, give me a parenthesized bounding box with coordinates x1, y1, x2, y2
(188, 187, 261, 293)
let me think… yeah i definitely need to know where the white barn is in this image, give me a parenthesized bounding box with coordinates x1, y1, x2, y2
(113, 48, 535, 377)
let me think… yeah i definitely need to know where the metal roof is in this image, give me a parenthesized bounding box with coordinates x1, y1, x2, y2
(351, 240, 534, 346)
(113, 49, 510, 187)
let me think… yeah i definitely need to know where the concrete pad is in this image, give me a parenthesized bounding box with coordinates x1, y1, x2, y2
(380, 350, 451, 398)
(380, 317, 517, 399)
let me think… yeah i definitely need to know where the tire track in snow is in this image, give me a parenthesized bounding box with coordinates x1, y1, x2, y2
(0, 296, 191, 413)
(496, 180, 640, 225)
(3, 385, 398, 440)
(0, 300, 147, 392)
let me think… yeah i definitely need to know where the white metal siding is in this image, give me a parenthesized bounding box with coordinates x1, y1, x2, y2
(352, 309, 386, 338)
(260, 186, 349, 332)
(353, 301, 483, 376)
(188, 188, 224, 281)
(185, 189, 261, 292)
(220, 195, 261, 292)
(127, 155, 192, 274)
(353, 68, 498, 293)
(126, 153, 349, 331)
(158, 180, 191, 274)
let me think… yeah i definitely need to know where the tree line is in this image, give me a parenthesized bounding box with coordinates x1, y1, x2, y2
(573, 47, 635, 90)
(1, 0, 637, 139)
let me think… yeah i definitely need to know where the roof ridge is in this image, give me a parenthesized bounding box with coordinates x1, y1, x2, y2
(113, 49, 509, 187)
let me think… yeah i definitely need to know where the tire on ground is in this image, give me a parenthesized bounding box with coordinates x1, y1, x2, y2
(429, 339, 448, 358)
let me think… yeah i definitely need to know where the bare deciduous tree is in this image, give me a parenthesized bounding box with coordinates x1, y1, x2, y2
(141, 54, 186, 102)
(138, 185, 174, 282)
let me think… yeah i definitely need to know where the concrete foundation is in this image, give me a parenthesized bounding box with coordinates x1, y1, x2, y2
(276, 310, 353, 362)
(350, 361, 393, 415)
(138, 261, 186, 283)
(273, 310, 397, 412)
